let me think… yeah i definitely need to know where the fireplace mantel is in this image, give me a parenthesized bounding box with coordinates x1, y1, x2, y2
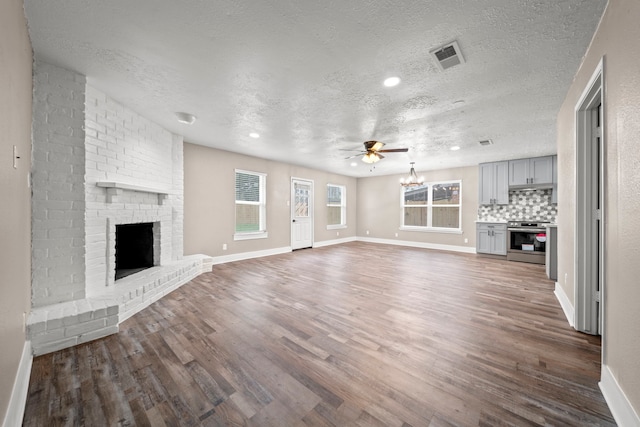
(96, 181, 171, 204)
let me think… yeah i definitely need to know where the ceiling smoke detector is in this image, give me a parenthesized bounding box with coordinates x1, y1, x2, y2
(478, 139, 494, 146)
(430, 41, 465, 71)
(175, 112, 197, 125)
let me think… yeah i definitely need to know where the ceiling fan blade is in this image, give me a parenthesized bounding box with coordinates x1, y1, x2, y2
(344, 153, 365, 159)
(378, 148, 409, 153)
(377, 153, 385, 160)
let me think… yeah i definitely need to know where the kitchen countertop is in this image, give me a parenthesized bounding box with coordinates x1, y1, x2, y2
(475, 220, 508, 223)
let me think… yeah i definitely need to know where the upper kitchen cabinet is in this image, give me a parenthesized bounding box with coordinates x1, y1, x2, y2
(508, 156, 553, 187)
(479, 161, 509, 205)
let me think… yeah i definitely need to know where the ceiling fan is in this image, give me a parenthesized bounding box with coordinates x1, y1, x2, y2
(344, 140, 409, 163)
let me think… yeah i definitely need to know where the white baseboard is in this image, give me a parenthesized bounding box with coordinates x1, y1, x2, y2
(210, 246, 292, 265)
(554, 282, 575, 327)
(600, 364, 640, 427)
(313, 236, 357, 248)
(356, 236, 476, 254)
(2, 341, 32, 427)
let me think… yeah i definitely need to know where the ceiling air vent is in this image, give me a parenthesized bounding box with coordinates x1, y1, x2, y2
(430, 41, 465, 71)
(478, 139, 493, 146)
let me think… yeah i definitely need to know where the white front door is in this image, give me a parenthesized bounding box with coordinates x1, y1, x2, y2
(291, 178, 313, 250)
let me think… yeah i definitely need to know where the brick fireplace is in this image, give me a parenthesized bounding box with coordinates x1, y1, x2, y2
(28, 61, 212, 355)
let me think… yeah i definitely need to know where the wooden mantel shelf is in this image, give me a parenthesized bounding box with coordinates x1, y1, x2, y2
(96, 181, 171, 204)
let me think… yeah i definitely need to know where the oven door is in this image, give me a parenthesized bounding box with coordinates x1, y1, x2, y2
(507, 228, 547, 263)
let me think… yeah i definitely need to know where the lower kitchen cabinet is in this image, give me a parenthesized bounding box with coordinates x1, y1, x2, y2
(477, 223, 507, 255)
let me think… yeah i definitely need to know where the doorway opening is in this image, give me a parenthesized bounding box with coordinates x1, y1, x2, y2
(575, 58, 604, 336)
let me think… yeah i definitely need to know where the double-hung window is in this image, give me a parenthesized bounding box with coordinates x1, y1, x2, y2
(326, 184, 346, 229)
(234, 170, 267, 240)
(401, 180, 462, 232)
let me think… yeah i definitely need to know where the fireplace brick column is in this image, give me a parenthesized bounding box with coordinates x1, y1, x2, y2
(31, 61, 86, 307)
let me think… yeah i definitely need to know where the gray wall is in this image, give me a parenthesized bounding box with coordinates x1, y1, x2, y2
(0, 0, 32, 420)
(357, 165, 478, 249)
(183, 143, 358, 257)
(557, 0, 640, 414)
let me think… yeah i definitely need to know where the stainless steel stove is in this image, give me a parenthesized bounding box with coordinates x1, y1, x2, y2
(506, 220, 549, 264)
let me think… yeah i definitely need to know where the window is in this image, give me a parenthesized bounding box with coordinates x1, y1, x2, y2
(234, 170, 267, 240)
(401, 180, 461, 232)
(327, 184, 346, 228)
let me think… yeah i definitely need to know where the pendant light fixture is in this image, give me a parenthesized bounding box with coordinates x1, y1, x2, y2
(400, 162, 424, 187)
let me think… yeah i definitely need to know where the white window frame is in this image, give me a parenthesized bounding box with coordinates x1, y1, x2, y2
(400, 179, 462, 234)
(326, 184, 347, 230)
(234, 169, 268, 241)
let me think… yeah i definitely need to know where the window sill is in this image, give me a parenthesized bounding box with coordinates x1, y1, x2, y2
(327, 224, 347, 230)
(399, 226, 463, 234)
(234, 231, 268, 241)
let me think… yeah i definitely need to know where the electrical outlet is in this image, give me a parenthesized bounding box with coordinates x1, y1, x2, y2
(366, 230, 369, 235)
(464, 238, 468, 243)
(222, 243, 227, 251)
(336, 231, 340, 236)
(395, 233, 398, 237)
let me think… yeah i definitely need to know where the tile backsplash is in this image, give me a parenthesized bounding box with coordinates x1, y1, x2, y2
(478, 188, 557, 222)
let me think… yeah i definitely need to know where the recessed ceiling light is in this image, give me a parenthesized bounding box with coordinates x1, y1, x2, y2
(249, 132, 260, 139)
(175, 112, 197, 125)
(450, 146, 461, 151)
(350, 162, 358, 167)
(383, 77, 401, 87)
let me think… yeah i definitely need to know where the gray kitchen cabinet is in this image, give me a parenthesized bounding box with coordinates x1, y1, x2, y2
(508, 156, 553, 187)
(476, 223, 507, 255)
(479, 161, 508, 205)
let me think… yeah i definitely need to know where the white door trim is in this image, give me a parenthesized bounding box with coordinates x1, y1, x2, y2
(574, 57, 605, 337)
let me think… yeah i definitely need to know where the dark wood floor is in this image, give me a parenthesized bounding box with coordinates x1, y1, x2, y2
(23, 242, 615, 426)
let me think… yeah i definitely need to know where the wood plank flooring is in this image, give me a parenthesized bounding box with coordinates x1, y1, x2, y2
(23, 242, 615, 426)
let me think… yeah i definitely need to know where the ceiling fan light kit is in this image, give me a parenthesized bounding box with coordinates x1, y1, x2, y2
(400, 162, 424, 187)
(362, 152, 381, 164)
(346, 140, 409, 164)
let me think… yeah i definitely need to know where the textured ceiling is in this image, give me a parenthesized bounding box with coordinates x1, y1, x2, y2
(24, 0, 607, 177)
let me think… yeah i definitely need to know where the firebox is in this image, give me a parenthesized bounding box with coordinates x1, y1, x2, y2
(115, 222, 154, 280)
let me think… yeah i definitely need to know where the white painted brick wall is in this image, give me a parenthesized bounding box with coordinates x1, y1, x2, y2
(171, 134, 184, 259)
(84, 85, 183, 296)
(29, 62, 198, 356)
(31, 61, 87, 307)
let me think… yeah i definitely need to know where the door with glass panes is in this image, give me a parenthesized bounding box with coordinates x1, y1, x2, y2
(291, 178, 313, 249)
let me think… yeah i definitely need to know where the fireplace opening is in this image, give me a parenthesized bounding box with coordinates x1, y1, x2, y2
(115, 222, 154, 280)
